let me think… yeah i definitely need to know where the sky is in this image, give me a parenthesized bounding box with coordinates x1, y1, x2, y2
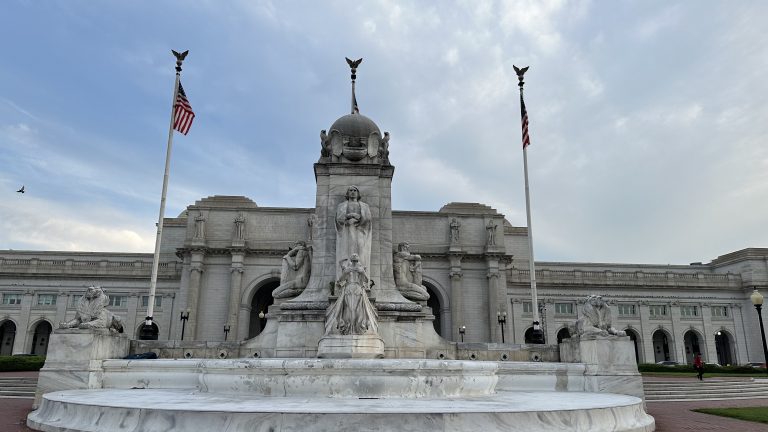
(1, 1, 767, 265)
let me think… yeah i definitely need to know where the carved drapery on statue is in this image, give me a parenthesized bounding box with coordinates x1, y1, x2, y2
(324, 254, 378, 335)
(59, 286, 124, 333)
(335, 186, 372, 280)
(273, 241, 312, 299)
(568, 295, 626, 338)
(393, 242, 429, 301)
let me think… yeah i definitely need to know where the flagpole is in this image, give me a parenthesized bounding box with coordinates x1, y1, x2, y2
(515, 65, 545, 344)
(140, 50, 187, 340)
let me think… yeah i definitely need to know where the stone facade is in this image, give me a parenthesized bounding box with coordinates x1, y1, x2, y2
(1, 228, 765, 366)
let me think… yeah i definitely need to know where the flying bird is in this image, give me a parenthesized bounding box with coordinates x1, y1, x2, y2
(16, 185, 25, 193)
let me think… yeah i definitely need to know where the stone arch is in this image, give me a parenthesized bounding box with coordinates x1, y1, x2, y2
(524, 326, 543, 344)
(243, 275, 281, 339)
(683, 328, 704, 364)
(714, 328, 736, 366)
(623, 327, 642, 364)
(422, 276, 450, 337)
(27, 318, 53, 355)
(651, 327, 675, 363)
(0, 319, 17, 356)
(134, 322, 159, 339)
(556, 327, 571, 344)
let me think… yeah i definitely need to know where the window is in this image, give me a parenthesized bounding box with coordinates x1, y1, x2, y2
(681, 305, 699, 317)
(712, 306, 729, 318)
(2, 293, 22, 305)
(141, 296, 162, 308)
(522, 302, 533, 313)
(108, 296, 127, 308)
(554, 303, 574, 315)
(618, 304, 636, 316)
(649, 305, 667, 317)
(37, 294, 57, 306)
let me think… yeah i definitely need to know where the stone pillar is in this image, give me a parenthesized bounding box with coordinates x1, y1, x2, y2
(485, 257, 502, 343)
(227, 251, 245, 339)
(186, 251, 205, 340)
(638, 301, 654, 363)
(13, 290, 33, 354)
(55, 291, 68, 325)
(732, 303, 749, 363)
(560, 335, 644, 399)
(125, 294, 139, 338)
(700, 303, 715, 363)
(449, 253, 464, 341)
(669, 301, 682, 362)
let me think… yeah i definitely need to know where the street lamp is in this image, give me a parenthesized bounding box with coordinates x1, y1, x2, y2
(179, 308, 190, 341)
(223, 324, 231, 341)
(458, 325, 466, 343)
(497, 311, 507, 343)
(750, 288, 768, 376)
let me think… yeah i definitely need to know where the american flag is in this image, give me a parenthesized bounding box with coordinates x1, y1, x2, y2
(520, 94, 530, 149)
(173, 82, 195, 135)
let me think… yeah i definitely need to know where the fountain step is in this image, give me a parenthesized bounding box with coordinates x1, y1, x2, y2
(29, 388, 655, 432)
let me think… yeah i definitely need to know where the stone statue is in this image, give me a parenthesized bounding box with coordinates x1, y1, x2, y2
(273, 241, 312, 299)
(450, 218, 461, 243)
(486, 220, 497, 246)
(233, 213, 245, 241)
(194, 212, 205, 239)
(393, 242, 429, 301)
(325, 254, 378, 336)
(59, 286, 124, 333)
(307, 214, 317, 241)
(378, 131, 390, 162)
(335, 186, 372, 279)
(320, 129, 330, 158)
(569, 295, 626, 337)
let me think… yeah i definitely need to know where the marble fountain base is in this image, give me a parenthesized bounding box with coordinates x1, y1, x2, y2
(28, 358, 654, 432)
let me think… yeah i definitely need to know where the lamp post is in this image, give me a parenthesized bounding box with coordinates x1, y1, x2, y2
(179, 308, 190, 341)
(459, 325, 466, 343)
(750, 288, 768, 376)
(497, 311, 507, 343)
(223, 325, 231, 341)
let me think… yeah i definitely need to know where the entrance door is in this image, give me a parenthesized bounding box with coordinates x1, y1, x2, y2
(31, 321, 52, 355)
(715, 331, 733, 366)
(0, 321, 16, 356)
(652, 330, 671, 362)
(683, 330, 701, 364)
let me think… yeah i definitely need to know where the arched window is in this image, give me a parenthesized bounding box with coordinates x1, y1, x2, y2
(249, 279, 280, 338)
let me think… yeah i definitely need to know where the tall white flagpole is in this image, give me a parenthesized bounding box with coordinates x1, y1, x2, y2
(515, 65, 545, 344)
(140, 50, 188, 340)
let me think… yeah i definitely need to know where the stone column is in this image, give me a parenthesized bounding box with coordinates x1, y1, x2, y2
(186, 251, 205, 340)
(55, 291, 68, 325)
(732, 303, 749, 363)
(449, 253, 464, 341)
(13, 290, 33, 354)
(669, 301, 682, 362)
(486, 257, 501, 342)
(701, 303, 715, 363)
(638, 301, 654, 363)
(125, 294, 139, 338)
(227, 251, 245, 340)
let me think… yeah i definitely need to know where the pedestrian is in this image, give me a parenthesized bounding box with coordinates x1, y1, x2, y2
(693, 353, 704, 381)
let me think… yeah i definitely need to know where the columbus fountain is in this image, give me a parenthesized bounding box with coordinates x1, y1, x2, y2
(27, 59, 654, 432)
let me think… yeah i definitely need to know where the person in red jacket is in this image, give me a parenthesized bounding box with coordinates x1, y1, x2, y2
(694, 353, 704, 381)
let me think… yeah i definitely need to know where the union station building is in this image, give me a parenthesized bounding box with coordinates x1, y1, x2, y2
(2, 100, 766, 368)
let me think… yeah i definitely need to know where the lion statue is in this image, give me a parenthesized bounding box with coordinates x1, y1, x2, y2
(59, 285, 124, 333)
(569, 295, 625, 338)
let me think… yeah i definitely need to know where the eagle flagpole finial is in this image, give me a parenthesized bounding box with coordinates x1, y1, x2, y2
(345, 57, 363, 114)
(513, 65, 529, 88)
(172, 50, 189, 72)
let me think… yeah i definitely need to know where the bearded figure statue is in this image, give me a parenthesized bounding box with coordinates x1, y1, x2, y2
(59, 286, 124, 333)
(570, 295, 626, 338)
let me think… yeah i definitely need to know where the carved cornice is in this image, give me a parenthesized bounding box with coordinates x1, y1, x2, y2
(449, 271, 463, 280)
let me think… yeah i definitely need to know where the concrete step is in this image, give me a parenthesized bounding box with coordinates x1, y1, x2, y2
(643, 378, 768, 401)
(0, 390, 35, 398)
